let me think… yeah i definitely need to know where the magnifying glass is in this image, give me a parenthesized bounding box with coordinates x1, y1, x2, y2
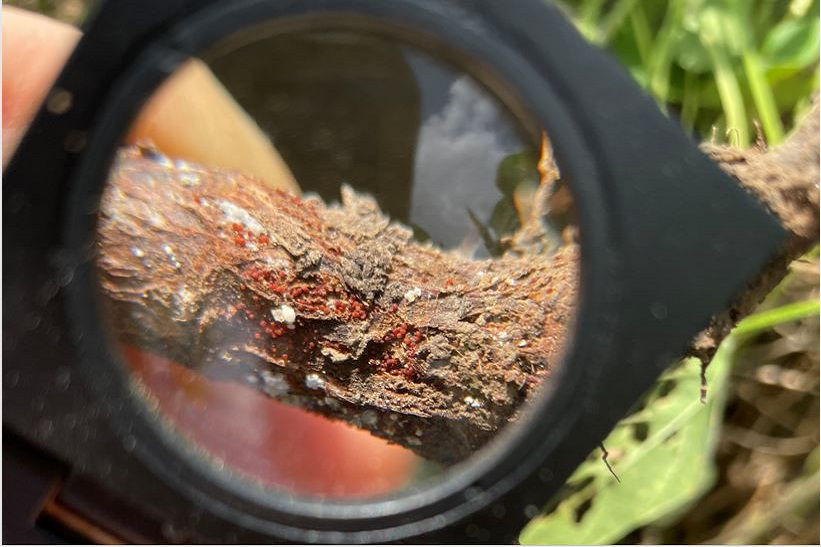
(3, 0, 789, 543)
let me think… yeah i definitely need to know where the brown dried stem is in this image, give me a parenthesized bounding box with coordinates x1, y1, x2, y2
(97, 105, 818, 465)
(693, 99, 819, 361)
(98, 145, 577, 465)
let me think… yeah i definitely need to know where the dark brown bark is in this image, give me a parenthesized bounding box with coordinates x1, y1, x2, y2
(97, 104, 818, 465)
(693, 99, 819, 361)
(98, 145, 577, 465)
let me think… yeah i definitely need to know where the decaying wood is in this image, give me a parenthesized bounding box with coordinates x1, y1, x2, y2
(97, 105, 818, 465)
(693, 99, 819, 361)
(98, 145, 578, 465)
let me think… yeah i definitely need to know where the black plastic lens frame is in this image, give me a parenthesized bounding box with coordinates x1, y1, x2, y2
(3, 0, 786, 543)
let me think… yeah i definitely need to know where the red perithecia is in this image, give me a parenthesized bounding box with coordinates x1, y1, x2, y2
(97, 145, 581, 464)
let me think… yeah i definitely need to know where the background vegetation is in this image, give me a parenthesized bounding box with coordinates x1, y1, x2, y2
(521, 0, 819, 543)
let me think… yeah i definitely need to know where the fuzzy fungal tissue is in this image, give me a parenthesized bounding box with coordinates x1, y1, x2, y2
(304, 373, 325, 390)
(404, 287, 422, 303)
(218, 199, 265, 235)
(271, 304, 297, 325)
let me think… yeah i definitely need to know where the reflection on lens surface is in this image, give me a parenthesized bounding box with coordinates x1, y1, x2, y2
(95, 28, 578, 500)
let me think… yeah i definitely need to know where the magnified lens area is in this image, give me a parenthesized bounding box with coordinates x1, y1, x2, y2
(95, 27, 579, 500)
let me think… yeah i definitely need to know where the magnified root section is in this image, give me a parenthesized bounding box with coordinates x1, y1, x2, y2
(97, 145, 577, 465)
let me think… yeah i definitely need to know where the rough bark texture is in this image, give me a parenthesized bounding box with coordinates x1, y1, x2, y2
(98, 145, 577, 465)
(97, 105, 818, 465)
(693, 99, 819, 361)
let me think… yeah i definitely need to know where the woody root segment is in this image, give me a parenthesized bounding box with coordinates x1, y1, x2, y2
(97, 104, 818, 465)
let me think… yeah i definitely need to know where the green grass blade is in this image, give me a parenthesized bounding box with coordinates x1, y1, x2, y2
(578, 0, 607, 42)
(648, 0, 684, 104)
(734, 299, 821, 336)
(680, 71, 701, 134)
(629, 3, 653, 66)
(743, 51, 786, 144)
(600, 0, 640, 44)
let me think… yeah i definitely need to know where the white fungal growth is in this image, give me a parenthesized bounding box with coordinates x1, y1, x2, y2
(404, 287, 422, 303)
(217, 199, 265, 235)
(304, 373, 325, 390)
(263, 256, 290, 269)
(170, 286, 195, 317)
(131, 247, 145, 258)
(271, 304, 296, 325)
(260, 370, 289, 397)
(464, 396, 483, 409)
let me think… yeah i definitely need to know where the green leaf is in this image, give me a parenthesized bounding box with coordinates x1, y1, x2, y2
(770, 68, 821, 111)
(762, 18, 821, 69)
(519, 342, 736, 545)
(675, 31, 712, 74)
(489, 197, 521, 240)
(495, 150, 539, 195)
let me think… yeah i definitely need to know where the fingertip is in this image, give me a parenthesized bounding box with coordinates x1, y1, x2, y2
(2, 7, 81, 166)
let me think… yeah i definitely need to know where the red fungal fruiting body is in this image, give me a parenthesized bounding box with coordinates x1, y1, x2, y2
(400, 367, 417, 380)
(258, 234, 270, 245)
(234, 235, 245, 247)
